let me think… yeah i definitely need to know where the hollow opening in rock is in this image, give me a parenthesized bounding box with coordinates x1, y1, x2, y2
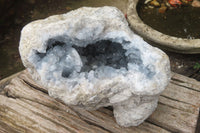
(33, 39, 129, 79)
(73, 40, 128, 72)
(31, 37, 156, 82)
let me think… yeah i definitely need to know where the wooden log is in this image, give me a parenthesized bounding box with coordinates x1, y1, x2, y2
(0, 70, 199, 133)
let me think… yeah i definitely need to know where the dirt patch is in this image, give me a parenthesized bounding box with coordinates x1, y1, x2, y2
(165, 50, 200, 80)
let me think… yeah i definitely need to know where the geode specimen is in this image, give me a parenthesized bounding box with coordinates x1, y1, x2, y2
(19, 6, 171, 127)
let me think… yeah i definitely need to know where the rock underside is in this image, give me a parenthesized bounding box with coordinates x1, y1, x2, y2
(19, 6, 171, 127)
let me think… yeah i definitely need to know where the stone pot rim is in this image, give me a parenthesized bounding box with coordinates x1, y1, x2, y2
(127, 0, 200, 54)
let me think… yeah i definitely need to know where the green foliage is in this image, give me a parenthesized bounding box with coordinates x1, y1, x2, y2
(193, 62, 200, 70)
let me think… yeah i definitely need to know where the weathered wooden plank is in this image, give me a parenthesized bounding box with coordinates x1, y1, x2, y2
(0, 70, 199, 133)
(158, 73, 200, 115)
(171, 72, 200, 92)
(148, 104, 198, 133)
(159, 96, 199, 115)
(73, 107, 171, 133)
(0, 71, 21, 92)
(1, 89, 108, 133)
(161, 82, 200, 107)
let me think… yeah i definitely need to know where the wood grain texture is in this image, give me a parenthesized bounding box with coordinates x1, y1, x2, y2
(0, 70, 199, 133)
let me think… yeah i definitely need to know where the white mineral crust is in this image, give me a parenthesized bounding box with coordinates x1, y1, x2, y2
(19, 6, 171, 127)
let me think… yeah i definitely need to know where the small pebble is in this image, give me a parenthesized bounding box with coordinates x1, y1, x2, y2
(148, 5, 155, 8)
(168, 0, 182, 7)
(150, 0, 160, 6)
(144, 0, 152, 4)
(165, 2, 171, 7)
(159, 3, 167, 13)
(182, 0, 189, 4)
(66, 7, 72, 10)
(192, 0, 200, 7)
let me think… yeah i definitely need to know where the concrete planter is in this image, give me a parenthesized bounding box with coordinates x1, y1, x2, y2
(127, 0, 200, 54)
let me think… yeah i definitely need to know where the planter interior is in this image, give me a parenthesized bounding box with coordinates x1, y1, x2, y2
(127, 0, 200, 54)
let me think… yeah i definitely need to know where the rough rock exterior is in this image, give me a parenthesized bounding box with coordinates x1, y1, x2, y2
(19, 6, 171, 127)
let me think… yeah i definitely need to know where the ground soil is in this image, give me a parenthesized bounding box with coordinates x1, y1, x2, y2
(165, 51, 200, 80)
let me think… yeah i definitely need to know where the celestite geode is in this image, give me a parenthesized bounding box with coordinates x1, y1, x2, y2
(19, 6, 171, 127)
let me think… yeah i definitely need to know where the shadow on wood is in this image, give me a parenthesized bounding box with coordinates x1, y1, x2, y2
(0, 70, 199, 133)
